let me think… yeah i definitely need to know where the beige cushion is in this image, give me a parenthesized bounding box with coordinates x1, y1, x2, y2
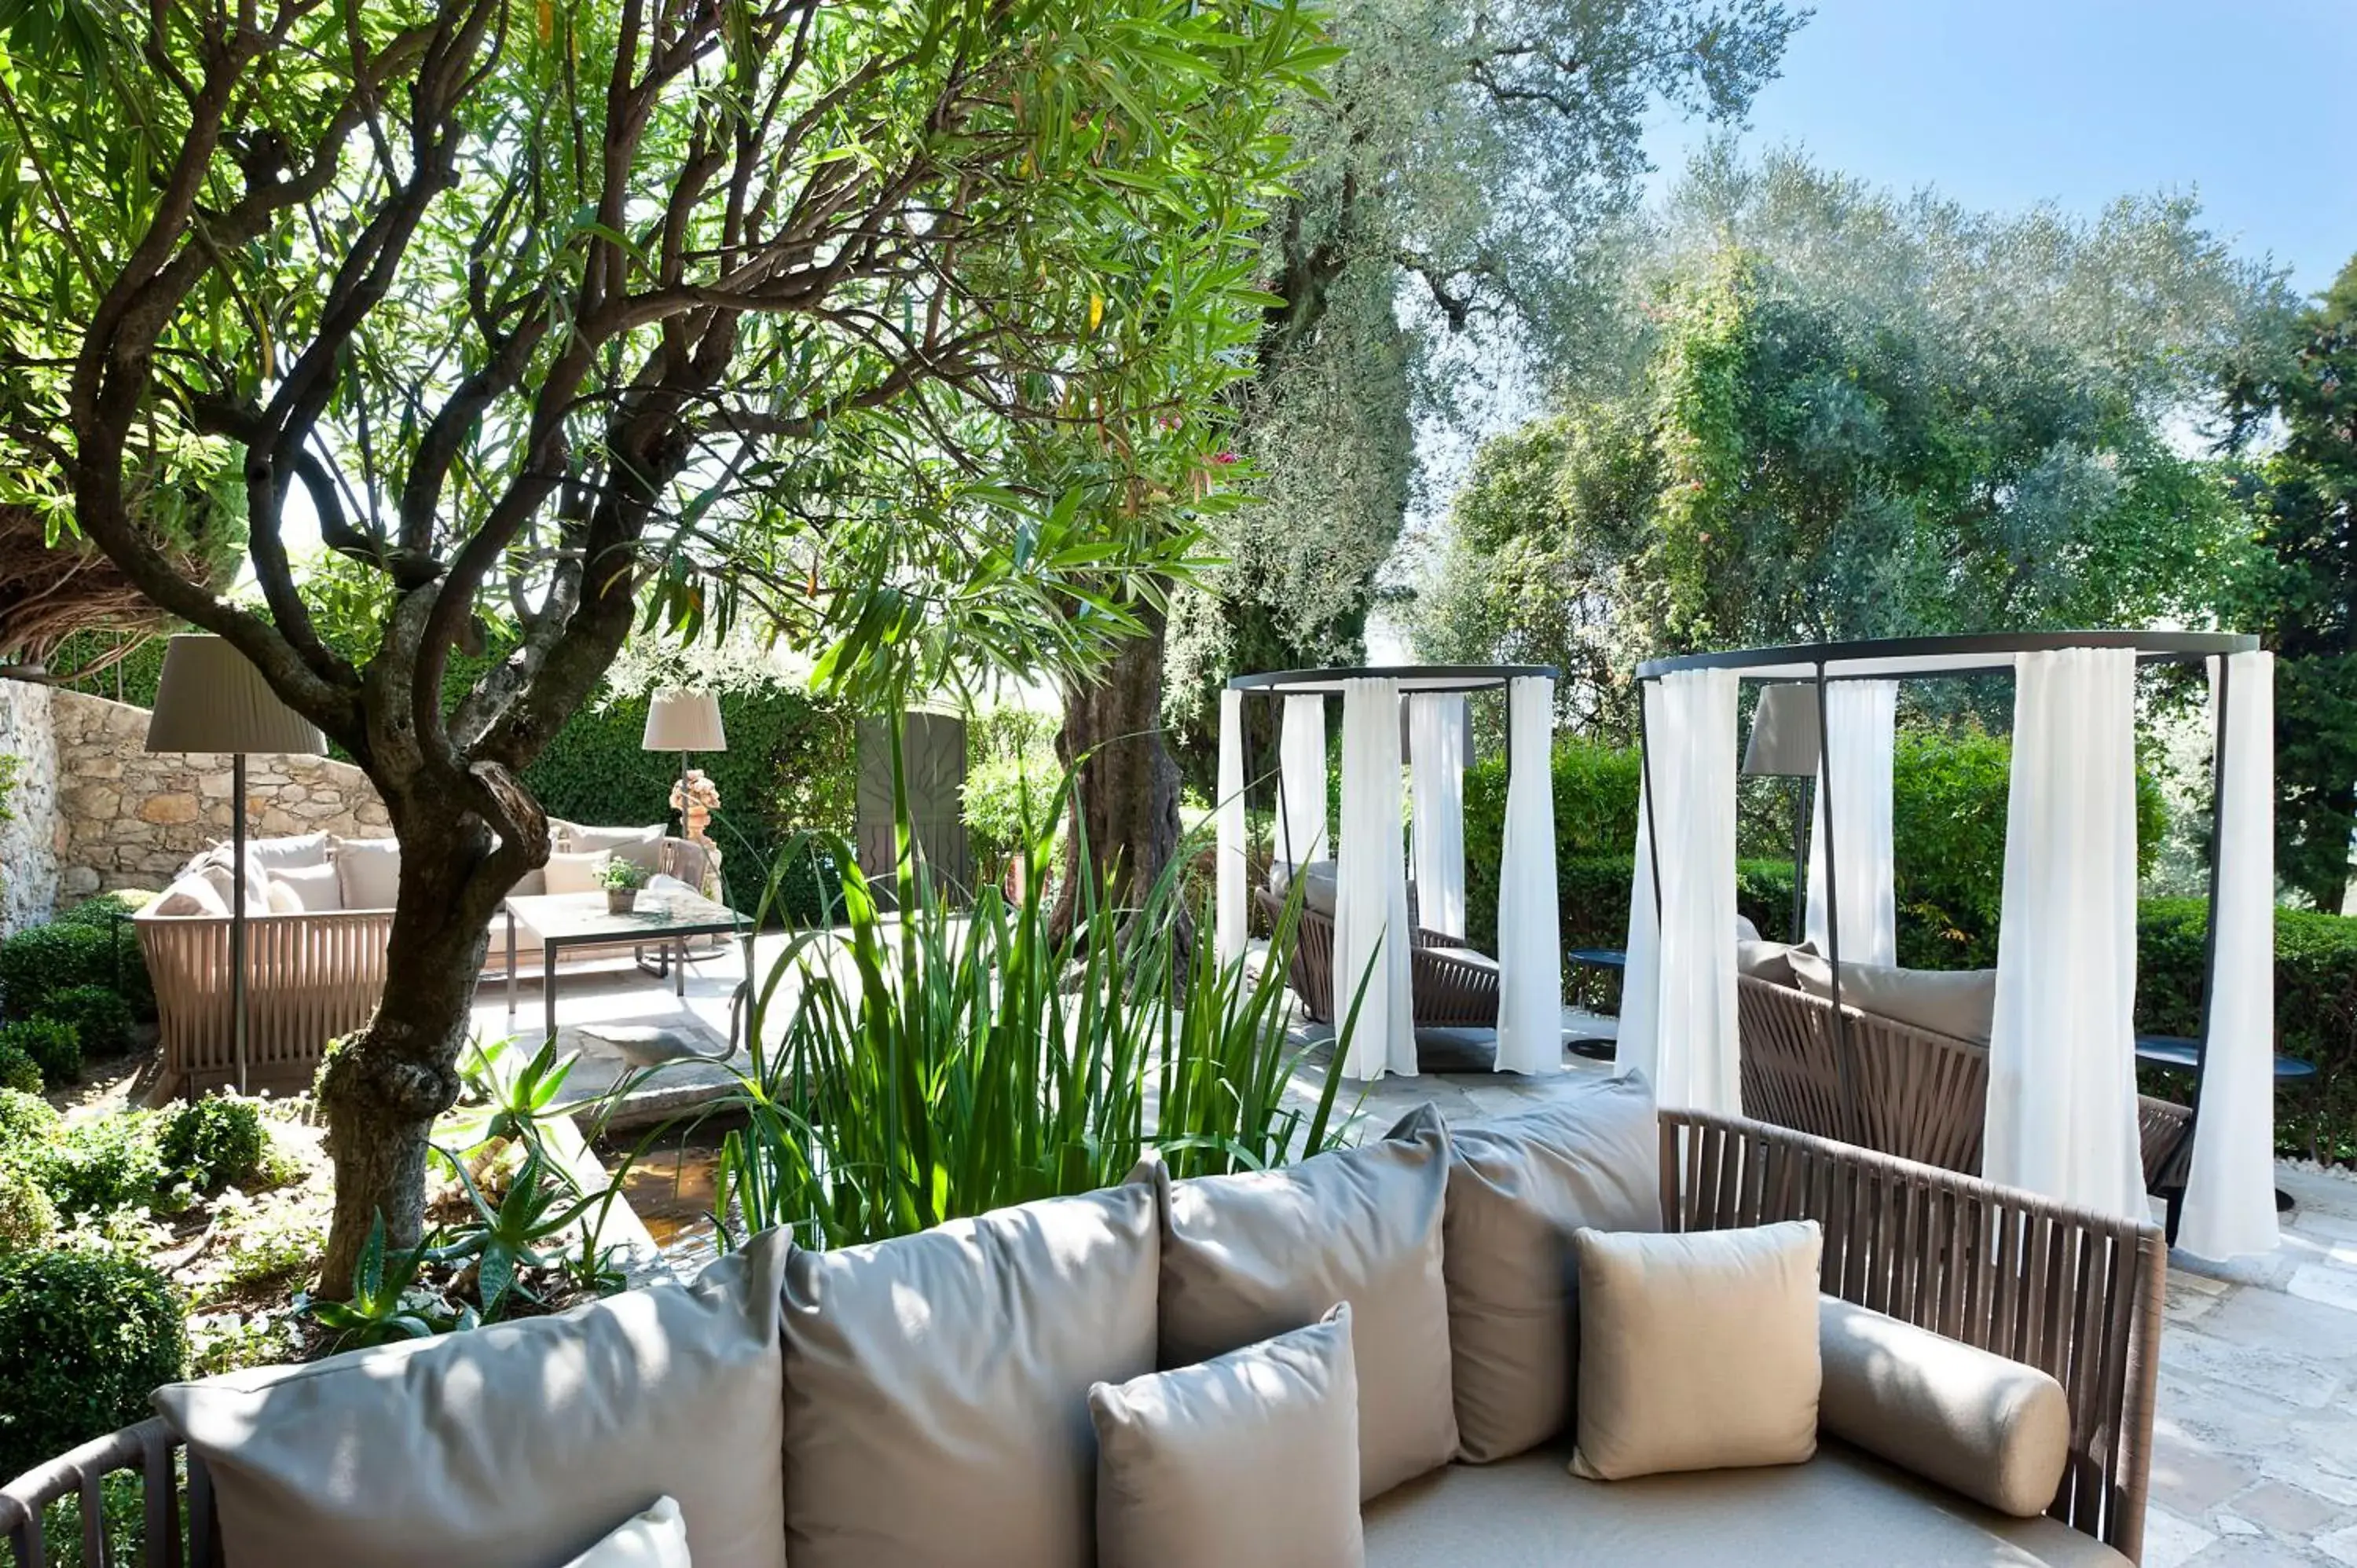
(1819, 1296, 2070, 1518)
(151, 873, 229, 918)
(1570, 1220, 1822, 1481)
(1362, 1442, 2128, 1566)
(193, 852, 271, 911)
(780, 1184, 1160, 1568)
(329, 835, 401, 910)
(154, 1231, 790, 1568)
(1157, 1105, 1456, 1500)
(547, 850, 611, 895)
(1442, 1075, 1661, 1463)
(561, 1497, 691, 1568)
(510, 866, 549, 897)
(1737, 939, 1797, 984)
(570, 823, 666, 874)
(261, 880, 302, 915)
(1736, 914, 1762, 943)
(244, 831, 330, 872)
(1299, 860, 1337, 916)
(1091, 1305, 1363, 1568)
(1786, 949, 1996, 1043)
(270, 861, 344, 912)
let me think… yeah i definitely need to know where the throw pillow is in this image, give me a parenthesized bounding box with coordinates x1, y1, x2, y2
(780, 1182, 1160, 1568)
(271, 861, 344, 912)
(151, 873, 229, 918)
(262, 880, 302, 915)
(1091, 1306, 1362, 1568)
(1155, 1104, 1456, 1500)
(1569, 1218, 1823, 1482)
(1442, 1075, 1661, 1462)
(546, 850, 612, 896)
(156, 1231, 790, 1568)
(1736, 939, 1798, 984)
(244, 831, 331, 873)
(328, 836, 401, 910)
(570, 823, 667, 875)
(561, 1497, 691, 1568)
(1785, 949, 1996, 1043)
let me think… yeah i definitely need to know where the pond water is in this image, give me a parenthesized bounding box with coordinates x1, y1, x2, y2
(599, 1118, 738, 1255)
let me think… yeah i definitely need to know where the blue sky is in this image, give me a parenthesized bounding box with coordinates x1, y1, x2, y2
(1642, 0, 2357, 299)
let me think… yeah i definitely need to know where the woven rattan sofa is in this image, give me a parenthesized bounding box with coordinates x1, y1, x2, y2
(1257, 886, 1501, 1031)
(0, 1098, 2161, 1567)
(135, 830, 714, 1097)
(1736, 973, 2193, 1194)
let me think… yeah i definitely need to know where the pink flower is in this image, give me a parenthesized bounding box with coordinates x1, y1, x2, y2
(1211, 451, 1239, 465)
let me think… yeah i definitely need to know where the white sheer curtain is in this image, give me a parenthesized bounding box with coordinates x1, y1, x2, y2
(1215, 687, 1248, 966)
(1615, 669, 1739, 1112)
(1984, 649, 2145, 1221)
(2179, 651, 2281, 1259)
(1495, 676, 1563, 1073)
(1336, 679, 1416, 1079)
(1805, 679, 1899, 967)
(1277, 694, 1329, 869)
(1409, 693, 1468, 940)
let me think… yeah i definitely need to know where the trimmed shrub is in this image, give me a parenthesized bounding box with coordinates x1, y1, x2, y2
(0, 1248, 188, 1478)
(159, 1098, 266, 1192)
(53, 891, 156, 929)
(0, 1090, 60, 1153)
(35, 986, 133, 1061)
(2139, 899, 2357, 1166)
(0, 919, 152, 1023)
(0, 1019, 79, 1088)
(35, 1114, 166, 1220)
(0, 1042, 39, 1096)
(0, 1168, 59, 1254)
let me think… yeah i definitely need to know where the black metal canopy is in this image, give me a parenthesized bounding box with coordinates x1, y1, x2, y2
(1637, 630, 2256, 683)
(1229, 662, 1558, 696)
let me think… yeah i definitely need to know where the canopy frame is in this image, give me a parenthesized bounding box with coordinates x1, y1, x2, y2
(1633, 629, 2261, 1243)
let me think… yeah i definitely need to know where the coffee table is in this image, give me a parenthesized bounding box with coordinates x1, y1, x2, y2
(504, 889, 750, 1047)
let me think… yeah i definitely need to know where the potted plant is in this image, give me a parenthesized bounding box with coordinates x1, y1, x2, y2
(598, 858, 647, 914)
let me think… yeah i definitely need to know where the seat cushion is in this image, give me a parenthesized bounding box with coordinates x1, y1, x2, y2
(1787, 950, 1996, 1044)
(1090, 1306, 1362, 1568)
(780, 1183, 1160, 1568)
(1442, 1075, 1661, 1463)
(1362, 1442, 2128, 1566)
(154, 1230, 791, 1568)
(329, 835, 401, 910)
(1157, 1105, 1456, 1500)
(547, 849, 610, 895)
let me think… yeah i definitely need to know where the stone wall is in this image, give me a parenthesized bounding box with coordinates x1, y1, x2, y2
(49, 689, 392, 898)
(0, 677, 62, 932)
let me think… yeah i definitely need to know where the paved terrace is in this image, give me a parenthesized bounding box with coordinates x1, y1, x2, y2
(480, 935, 2357, 1568)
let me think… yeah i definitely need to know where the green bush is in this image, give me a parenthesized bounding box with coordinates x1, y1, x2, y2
(0, 1018, 79, 1088)
(0, 1167, 59, 1254)
(159, 1098, 266, 1192)
(2139, 899, 2357, 1166)
(0, 1089, 60, 1153)
(0, 919, 153, 1022)
(0, 1042, 40, 1096)
(53, 891, 155, 929)
(0, 1248, 188, 1478)
(36, 986, 132, 1061)
(35, 1114, 166, 1220)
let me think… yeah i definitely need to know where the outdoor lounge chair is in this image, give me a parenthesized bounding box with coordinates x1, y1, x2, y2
(1736, 973, 2193, 1192)
(1256, 886, 1502, 1030)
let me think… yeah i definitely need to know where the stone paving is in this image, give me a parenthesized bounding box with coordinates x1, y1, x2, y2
(508, 937, 2357, 1565)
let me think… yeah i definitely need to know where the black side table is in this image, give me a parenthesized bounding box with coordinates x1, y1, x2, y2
(1564, 949, 1626, 1061)
(2135, 1034, 2315, 1216)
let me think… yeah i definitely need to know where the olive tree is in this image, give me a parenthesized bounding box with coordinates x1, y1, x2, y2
(0, 0, 1318, 1289)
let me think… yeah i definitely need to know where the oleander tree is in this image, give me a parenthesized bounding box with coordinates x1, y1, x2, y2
(0, 0, 1323, 1290)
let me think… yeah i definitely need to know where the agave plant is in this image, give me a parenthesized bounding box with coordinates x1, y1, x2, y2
(295, 1212, 473, 1350)
(655, 720, 1360, 1254)
(427, 1145, 614, 1314)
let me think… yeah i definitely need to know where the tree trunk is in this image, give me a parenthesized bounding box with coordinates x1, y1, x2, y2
(1058, 606, 1184, 929)
(313, 797, 515, 1296)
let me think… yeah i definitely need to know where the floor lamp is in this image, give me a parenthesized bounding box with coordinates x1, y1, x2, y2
(643, 687, 727, 846)
(145, 636, 326, 1096)
(1742, 683, 1821, 944)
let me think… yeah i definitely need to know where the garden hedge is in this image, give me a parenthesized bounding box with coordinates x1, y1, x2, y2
(0, 1248, 187, 1479)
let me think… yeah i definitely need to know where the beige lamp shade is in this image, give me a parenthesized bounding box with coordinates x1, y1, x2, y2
(145, 635, 324, 756)
(643, 689, 726, 752)
(1742, 683, 1821, 778)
